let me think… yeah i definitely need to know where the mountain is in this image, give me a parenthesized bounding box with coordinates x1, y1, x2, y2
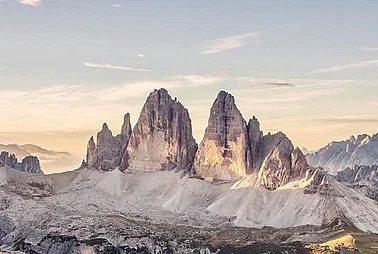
(306, 134, 378, 174)
(122, 88, 197, 172)
(0, 144, 77, 174)
(86, 89, 310, 190)
(194, 91, 309, 190)
(0, 151, 42, 174)
(2, 88, 378, 253)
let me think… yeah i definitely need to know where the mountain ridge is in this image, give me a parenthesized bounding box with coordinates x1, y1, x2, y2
(85, 89, 311, 190)
(306, 133, 378, 174)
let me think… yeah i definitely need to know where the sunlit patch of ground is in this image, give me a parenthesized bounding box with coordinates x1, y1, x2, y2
(307, 232, 378, 253)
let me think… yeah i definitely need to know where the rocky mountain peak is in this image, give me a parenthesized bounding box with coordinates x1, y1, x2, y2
(122, 88, 197, 172)
(86, 116, 132, 171)
(194, 91, 309, 188)
(194, 91, 250, 180)
(0, 151, 43, 174)
(101, 123, 110, 131)
(307, 133, 378, 174)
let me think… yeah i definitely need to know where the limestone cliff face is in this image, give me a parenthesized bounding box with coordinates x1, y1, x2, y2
(194, 91, 250, 180)
(194, 91, 309, 188)
(86, 114, 132, 171)
(122, 88, 197, 172)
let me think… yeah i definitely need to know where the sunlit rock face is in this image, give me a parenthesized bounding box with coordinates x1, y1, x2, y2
(194, 91, 309, 187)
(194, 91, 250, 180)
(122, 88, 197, 172)
(86, 114, 132, 171)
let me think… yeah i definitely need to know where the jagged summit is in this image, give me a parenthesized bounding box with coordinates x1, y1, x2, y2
(194, 90, 249, 180)
(86, 114, 132, 171)
(193, 90, 309, 189)
(122, 88, 197, 172)
(0, 151, 43, 174)
(85, 88, 311, 190)
(307, 133, 378, 174)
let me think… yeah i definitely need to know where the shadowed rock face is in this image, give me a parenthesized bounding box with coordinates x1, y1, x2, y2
(194, 91, 250, 180)
(247, 117, 263, 172)
(0, 151, 43, 174)
(86, 114, 132, 171)
(122, 88, 197, 172)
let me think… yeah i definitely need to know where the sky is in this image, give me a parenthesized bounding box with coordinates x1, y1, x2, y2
(1, 0, 378, 169)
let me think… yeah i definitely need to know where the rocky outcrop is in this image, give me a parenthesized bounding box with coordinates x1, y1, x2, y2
(194, 91, 250, 180)
(0, 151, 43, 174)
(306, 133, 378, 174)
(122, 88, 197, 172)
(257, 132, 296, 189)
(304, 168, 330, 194)
(194, 91, 310, 187)
(86, 114, 132, 171)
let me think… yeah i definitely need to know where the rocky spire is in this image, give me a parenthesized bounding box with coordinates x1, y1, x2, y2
(117, 113, 132, 156)
(247, 116, 263, 172)
(86, 136, 96, 168)
(194, 91, 250, 180)
(121, 88, 198, 172)
(94, 123, 121, 171)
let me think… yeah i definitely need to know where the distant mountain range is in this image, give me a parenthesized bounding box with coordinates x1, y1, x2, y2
(306, 133, 378, 174)
(0, 144, 79, 173)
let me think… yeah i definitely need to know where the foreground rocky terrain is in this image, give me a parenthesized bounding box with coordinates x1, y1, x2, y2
(307, 134, 378, 174)
(1, 165, 378, 253)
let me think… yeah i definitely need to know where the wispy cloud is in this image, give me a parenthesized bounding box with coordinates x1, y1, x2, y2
(83, 62, 151, 72)
(313, 60, 378, 73)
(237, 77, 355, 88)
(238, 78, 295, 87)
(137, 54, 145, 58)
(359, 47, 378, 51)
(18, 0, 41, 6)
(199, 32, 263, 54)
(112, 4, 121, 8)
(314, 116, 378, 124)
